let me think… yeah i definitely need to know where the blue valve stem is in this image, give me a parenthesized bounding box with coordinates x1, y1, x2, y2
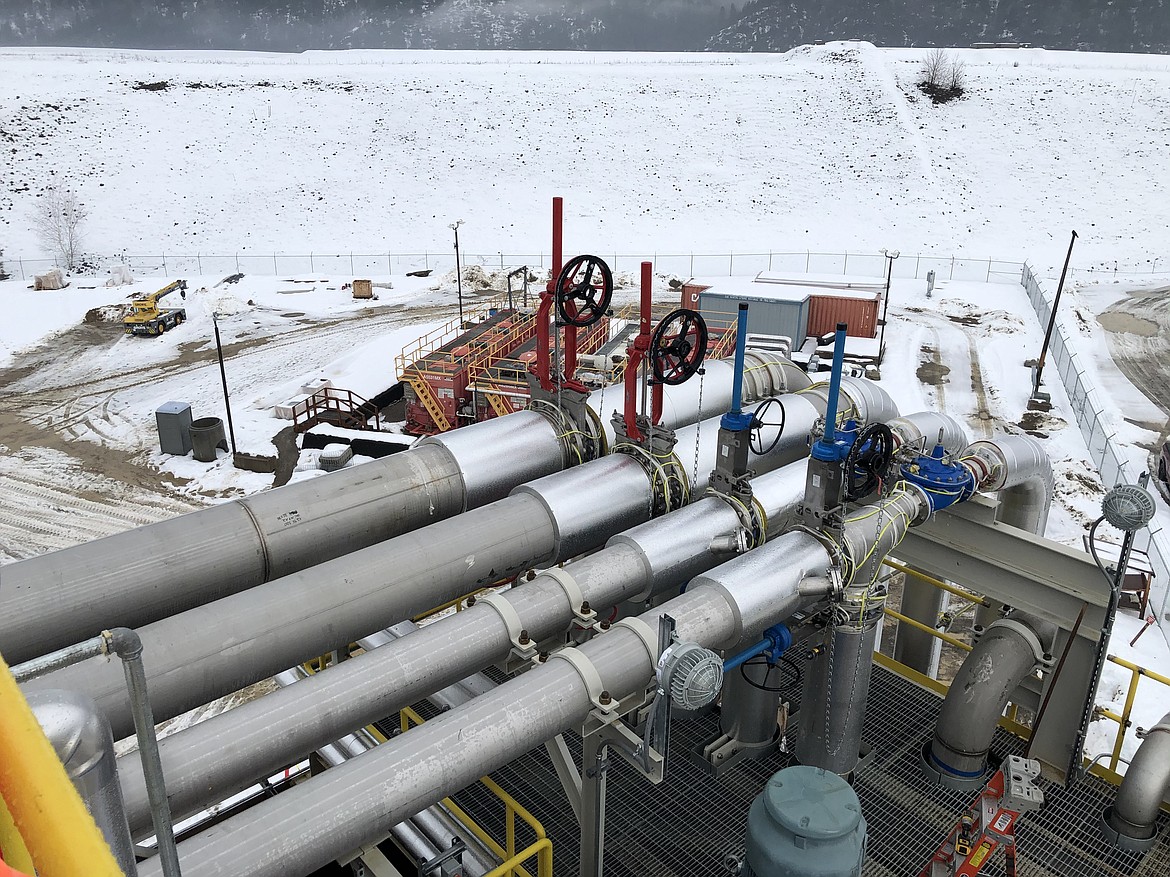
(729, 303, 749, 416)
(822, 321, 848, 443)
(724, 638, 771, 671)
(723, 624, 791, 672)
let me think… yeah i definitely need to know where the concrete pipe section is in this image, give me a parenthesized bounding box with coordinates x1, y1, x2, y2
(2, 351, 787, 665)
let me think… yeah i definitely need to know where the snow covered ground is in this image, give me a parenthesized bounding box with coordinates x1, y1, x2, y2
(1, 41, 1168, 767)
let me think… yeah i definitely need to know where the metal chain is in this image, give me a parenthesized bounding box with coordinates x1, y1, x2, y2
(692, 367, 705, 490)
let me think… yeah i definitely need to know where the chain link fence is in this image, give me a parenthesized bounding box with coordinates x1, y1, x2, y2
(1022, 264, 1170, 626)
(3, 250, 1025, 284)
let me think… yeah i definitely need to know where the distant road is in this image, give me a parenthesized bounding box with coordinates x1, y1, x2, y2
(1098, 286, 1170, 433)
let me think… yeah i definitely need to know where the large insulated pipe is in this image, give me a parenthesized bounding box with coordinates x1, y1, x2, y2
(1103, 710, 1170, 850)
(137, 529, 838, 877)
(924, 611, 1055, 789)
(25, 690, 137, 876)
(117, 459, 813, 834)
(27, 390, 821, 739)
(1, 348, 761, 664)
(961, 435, 1054, 533)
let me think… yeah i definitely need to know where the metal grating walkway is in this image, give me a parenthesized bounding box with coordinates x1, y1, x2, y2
(445, 665, 1170, 876)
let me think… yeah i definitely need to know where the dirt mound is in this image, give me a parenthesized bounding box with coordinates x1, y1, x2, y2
(84, 304, 126, 324)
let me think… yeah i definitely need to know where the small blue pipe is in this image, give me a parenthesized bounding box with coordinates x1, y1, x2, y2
(729, 303, 749, 416)
(821, 322, 848, 443)
(723, 623, 792, 672)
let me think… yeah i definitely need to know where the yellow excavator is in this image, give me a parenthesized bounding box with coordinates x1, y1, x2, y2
(124, 280, 187, 336)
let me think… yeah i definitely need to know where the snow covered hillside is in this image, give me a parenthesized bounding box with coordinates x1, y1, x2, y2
(2, 42, 1168, 275)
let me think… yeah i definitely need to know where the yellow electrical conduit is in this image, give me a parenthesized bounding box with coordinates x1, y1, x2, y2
(0, 654, 123, 877)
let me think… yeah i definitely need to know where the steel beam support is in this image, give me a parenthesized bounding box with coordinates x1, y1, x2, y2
(892, 568, 947, 677)
(895, 498, 1111, 781)
(544, 735, 582, 822)
(897, 499, 1108, 640)
(579, 733, 607, 877)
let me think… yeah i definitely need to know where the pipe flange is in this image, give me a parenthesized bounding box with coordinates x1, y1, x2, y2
(547, 648, 615, 714)
(615, 442, 688, 517)
(540, 567, 597, 626)
(476, 593, 538, 660)
(988, 617, 1049, 669)
(1100, 807, 1159, 853)
(704, 487, 767, 550)
(612, 617, 660, 668)
(919, 739, 993, 792)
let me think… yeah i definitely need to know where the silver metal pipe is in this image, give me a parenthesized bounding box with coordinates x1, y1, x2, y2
(138, 533, 837, 877)
(117, 456, 814, 835)
(27, 456, 649, 739)
(962, 435, 1053, 533)
(926, 612, 1054, 786)
(27, 689, 137, 876)
(106, 628, 181, 877)
(1105, 710, 1170, 848)
(888, 412, 969, 454)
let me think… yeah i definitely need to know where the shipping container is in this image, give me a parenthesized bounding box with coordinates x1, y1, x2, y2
(681, 282, 710, 309)
(807, 291, 881, 338)
(696, 276, 811, 347)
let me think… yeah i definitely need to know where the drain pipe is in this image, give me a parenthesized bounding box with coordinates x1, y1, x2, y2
(115, 456, 813, 835)
(1102, 709, 1170, 851)
(25, 690, 137, 876)
(1, 349, 759, 664)
(137, 526, 841, 877)
(13, 629, 180, 877)
(922, 611, 1056, 789)
(27, 395, 818, 739)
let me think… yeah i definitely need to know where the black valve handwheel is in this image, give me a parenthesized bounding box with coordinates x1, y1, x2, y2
(555, 255, 614, 328)
(650, 308, 708, 386)
(843, 422, 895, 502)
(749, 397, 787, 456)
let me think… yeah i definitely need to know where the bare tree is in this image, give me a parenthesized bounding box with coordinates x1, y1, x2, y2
(947, 58, 967, 93)
(34, 187, 88, 271)
(921, 48, 949, 89)
(0, 247, 9, 281)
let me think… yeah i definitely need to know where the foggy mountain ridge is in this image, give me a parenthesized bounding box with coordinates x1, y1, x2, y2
(1, 0, 1167, 53)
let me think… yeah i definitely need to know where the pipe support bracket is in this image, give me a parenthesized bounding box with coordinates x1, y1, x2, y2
(612, 617, 660, 668)
(540, 567, 597, 626)
(547, 648, 616, 714)
(988, 617, 1051, 669)
(475, 593, 538, 661)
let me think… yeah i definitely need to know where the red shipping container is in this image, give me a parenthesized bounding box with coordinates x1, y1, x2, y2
(807, 292, 880, 339)
(681, 282, 710, 310)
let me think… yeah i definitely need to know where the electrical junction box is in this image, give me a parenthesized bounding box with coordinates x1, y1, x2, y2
(155, 401, 193, 455)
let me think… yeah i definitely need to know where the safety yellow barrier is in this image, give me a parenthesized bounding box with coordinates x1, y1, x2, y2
(0, 654, 124, 876)
(1096, 654, 1170, 774)
(400, 706, 553, 877)
(881, 559, 990, 607)
(881, 607, 973, 653)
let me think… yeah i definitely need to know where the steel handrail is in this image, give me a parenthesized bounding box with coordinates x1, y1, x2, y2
(1094, 654, 1170, 773)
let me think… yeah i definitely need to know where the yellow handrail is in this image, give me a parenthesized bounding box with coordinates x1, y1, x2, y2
(0, 654, 124, 877)
(881, 559, 990, 606)
(881, 607, 973, 652)
(399, 706, 552, 877)
(1095, 654, 1170, 773)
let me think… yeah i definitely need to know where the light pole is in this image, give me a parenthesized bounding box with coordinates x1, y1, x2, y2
(212, 312, 238, 455)
(450, 220, 465, 327)
(1032, 230, 1078, 399)
(878, 248, 900, 364)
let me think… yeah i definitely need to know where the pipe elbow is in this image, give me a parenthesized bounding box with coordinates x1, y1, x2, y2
(741, 350, 812, 399)
(28, 689, 119, 792)
(962, 435, 1053, 534)
(1102, 711, 1170, 851)
(889, 412, 969, 455)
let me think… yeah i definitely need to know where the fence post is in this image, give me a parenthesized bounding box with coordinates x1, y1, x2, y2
(235, 253, 240, 272)
(310, 252, 315, 272)
(425, 252, 429, 271)
(915, 254, 921, 278)
(197, 254, 203, 274)
(950, 256, 955, 280)
(768, 251, 773, 271)
(690, 253, 694, 276)
(729, 253, 734, 275)
(162, 254, 167, 275)
(273, 253, 278, 274)
(986, 257, 992, 282)
(843, 252, 849, 273)
(806, 251, 810, 272)
(18, 259, 24, 280)
(388, 253, 392, 273)
(350, 253, 354, 274)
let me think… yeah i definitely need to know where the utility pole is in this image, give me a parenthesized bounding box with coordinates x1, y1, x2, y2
(878, 248, 900, 364)
(212, 313, 238, 455)
(450, 220, 465, 327)
(1032, 230, 1078, 399)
